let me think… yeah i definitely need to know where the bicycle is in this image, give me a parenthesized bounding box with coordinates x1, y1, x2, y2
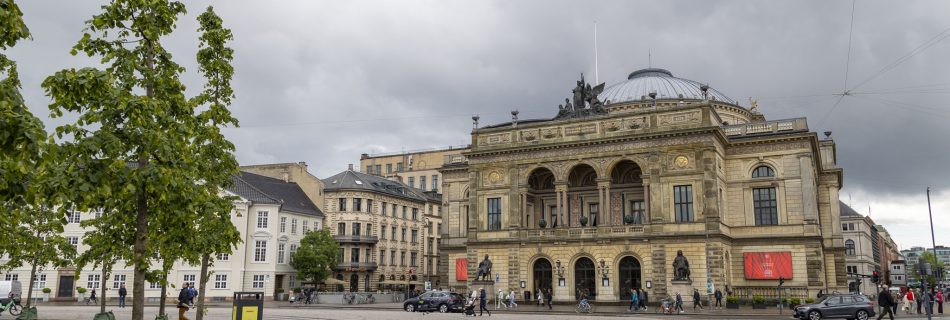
(575, 299, 592, 313)
(360, 294, 375, 304)
(0, 294, 22, 316)
(654, 298, 674, 315)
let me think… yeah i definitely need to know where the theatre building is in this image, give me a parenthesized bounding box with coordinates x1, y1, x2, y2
(439, 68, 848, 302)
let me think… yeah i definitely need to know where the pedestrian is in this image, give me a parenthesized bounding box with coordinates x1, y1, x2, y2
(177, 283, 191, 320)
(639, 289, 648, 310)
(89, 289, 98, 304)
(917, 289, 924, 315)
(118, 284, 128, 308)
(188, 283, 198, 307)
(675, 292, 684, 313)
(692, 289, 703, 310)
(907, 289, 916, 314)
(508, 289, 518, 309)
(537, 288, 544, 306)
(817, 289, 823, 299)
(496, 288, 504, 309)
(920, 289, 932, 315)
(545, 288, 553, 310)
(876, 286, 895, 320)
(714, 288, 723, 309)
(479, 288, 491, 316)
(937, 290, 944, 314)
(628, 288, 638, 312)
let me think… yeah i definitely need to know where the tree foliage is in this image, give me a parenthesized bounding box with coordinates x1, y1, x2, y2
(291, 229, 341, 284)
(41, 2, 240, 319)
(910, 251, 946, 287)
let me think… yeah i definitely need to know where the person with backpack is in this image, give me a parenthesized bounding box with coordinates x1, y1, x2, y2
(639, 289, 648, 310)
(876, 286, 896, 320)
(627, 288, 639, 312)
(188, 284, 198, 307)
(674, 292, 684, 313)
(177, 283, 191, 320)
(118, 284, 127, 308)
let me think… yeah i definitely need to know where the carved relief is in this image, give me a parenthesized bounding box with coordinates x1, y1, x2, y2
(626, 116, 649, 130)
(468, 135, 715, 165)
(541, 127, 561, 139)
(521, 129, 539, 142)
(726, 141, 810, 155)
(602, 119, 621, 132)
(669, 155, 695, 171)
(482, 168, 507, 186)
(479, 133, 512, 146)
(658, 111, 701, 126)
(565, 124, 597, 136)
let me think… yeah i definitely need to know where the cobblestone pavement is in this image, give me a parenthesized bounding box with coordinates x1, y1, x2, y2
(16, 304, 950, 320)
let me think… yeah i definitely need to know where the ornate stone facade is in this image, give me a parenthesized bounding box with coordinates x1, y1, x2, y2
(438, 72, 846, 302)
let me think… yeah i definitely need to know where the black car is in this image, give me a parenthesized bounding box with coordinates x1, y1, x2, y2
(403, 291, 466, 313)
(794, 294, 875, 320)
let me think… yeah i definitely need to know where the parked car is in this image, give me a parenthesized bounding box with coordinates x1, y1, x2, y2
(793, 293, 875, 320)
(403, 291, 466, 313)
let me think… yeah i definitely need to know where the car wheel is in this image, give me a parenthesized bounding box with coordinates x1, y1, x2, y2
(405, 304, 415, 312)
(439, 304, 449, 313)
(808, 310, 822, 320)
(855, 310, 869, 320)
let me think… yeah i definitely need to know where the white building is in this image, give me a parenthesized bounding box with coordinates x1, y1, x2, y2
(889, 260, 907, 287)
(1, 169, 324, 302)
(840, 201, 880, 295)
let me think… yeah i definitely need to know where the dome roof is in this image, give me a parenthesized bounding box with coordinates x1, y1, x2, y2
(598, 68, 735, 105)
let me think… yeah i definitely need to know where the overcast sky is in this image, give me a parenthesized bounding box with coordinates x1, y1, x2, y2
(9, 0, 950, 249)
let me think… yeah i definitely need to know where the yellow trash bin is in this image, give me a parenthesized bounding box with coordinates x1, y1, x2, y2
(231, 292, 264, 320)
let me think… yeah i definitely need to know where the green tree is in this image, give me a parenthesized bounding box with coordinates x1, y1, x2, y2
(2, 203, 76, 309)
(74, 207, 134, 314)
(291, 230, 341, 285)
(42, 2, 240, 319)
(910, 251, 946, 287)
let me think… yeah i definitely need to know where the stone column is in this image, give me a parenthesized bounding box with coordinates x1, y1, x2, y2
(597, 179, 611, 226)
(555, 182, 568, 228)
(642, 175, 653, 223)
(799, 155, 819, 224)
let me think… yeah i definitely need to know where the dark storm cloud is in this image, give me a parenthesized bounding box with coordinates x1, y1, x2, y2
(9, 1, 950, 246)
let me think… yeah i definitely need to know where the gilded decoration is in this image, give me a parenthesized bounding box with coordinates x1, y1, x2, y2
(483, 169, 507, 187)
(674, 156, 689, 168)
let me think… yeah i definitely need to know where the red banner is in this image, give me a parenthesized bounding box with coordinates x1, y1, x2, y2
(456, 258, 468, 281)
(744, 252, 793, 280)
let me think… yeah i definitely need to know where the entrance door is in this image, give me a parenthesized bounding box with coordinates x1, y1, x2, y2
(574, 258, 596, 300)
(349, 274, 359, 292)
(618, 256, 642, 300)
(58, 276, 75, 298)
(532, 259, 553, 299)
(275, 275, 284, 296)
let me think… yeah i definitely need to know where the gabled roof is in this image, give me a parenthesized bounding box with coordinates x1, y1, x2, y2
(228, 171, 323, 217)
(839, 201, 863, 218)
(323, 169, 433, 203)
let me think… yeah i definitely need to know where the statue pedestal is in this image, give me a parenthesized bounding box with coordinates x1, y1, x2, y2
(470, 281, 496, 302)
(668, 280, 695, 300)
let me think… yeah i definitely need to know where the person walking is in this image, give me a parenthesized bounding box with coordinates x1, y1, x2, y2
(508, 289, 518, 309)
(496, 288, 504, 309)
(89, 289, 98, 304)
(907, 289, 916, 314)
(177, 283, 191, 320)
(627, 288, 640, 311)
(675, 292, 684, 313)
(692, 289, 703, 310)
(714, 288, 723, 309)
(876, 286, 896, 320)
(937, 290, 944, 314)
(920, 289, 932, 316)
(545, 288, 553, 310)
(639, 289, 648, 311)
(479, 288, 491, 316)
(917, 289, 924, 315)
(537, 288, 543, 306)
(188, 283, 198, 307)
(118, 284, 127, 308)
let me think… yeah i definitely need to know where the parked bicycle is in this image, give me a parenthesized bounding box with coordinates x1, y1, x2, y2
(654, 297, 674, 315)
(0, 294, 22, 316)
(343, 292, 355, 304)
(575, 299, 592, 313)
(355, 293, 375, 304)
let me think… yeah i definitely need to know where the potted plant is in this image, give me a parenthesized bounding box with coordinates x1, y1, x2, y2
(42, 287, 51, 302)
(751, 295, 767, 309)
(579, 216, 588, 226)
(804, 298, 815, 304)
(623, 215, 635, 224)
(789, 297, 801, 307)
(725, 296, 740, 309)
(77, 287, 87, 302)
(276, 288, 286, 301)
(538, 219, 546, 228)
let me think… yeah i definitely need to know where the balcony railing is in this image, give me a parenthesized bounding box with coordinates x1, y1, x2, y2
(333, 235, 379, 244)
(522, 225, 645, 239)
(334, 262, 378, 272)
(722, 118, 807, 137)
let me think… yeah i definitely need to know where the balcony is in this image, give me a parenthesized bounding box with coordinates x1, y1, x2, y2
(333, 235, 379, 244)
(334, 262, 378, 272)
(722, 117, 807, 138)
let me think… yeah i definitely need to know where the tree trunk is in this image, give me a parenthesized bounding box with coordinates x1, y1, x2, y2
(158, 261, 169, 317)
(196, 253, 210, 320)
(101, 264, 111, 314)
(26, 260, 37, 308)
(132, 177, 148, 320)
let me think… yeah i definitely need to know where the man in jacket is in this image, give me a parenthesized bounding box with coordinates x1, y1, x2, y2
(479, 288, 491, 316)
(545, 288, 553, 310)
(177, 283, 191, 320)
(692, 289, 703, 310)
(118, 284, 127, 308)
(714, 289, 723, 309)
(877, 286, 896, 320)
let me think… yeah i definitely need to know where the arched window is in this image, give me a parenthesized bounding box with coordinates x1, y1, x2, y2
(845, 239, 855, 256)
(752, 166, 775, 178)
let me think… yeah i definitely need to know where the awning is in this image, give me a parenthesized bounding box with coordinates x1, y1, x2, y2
(321, 278, 347, 285)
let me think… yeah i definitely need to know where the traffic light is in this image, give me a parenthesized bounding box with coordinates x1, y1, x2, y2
(871, 270, 879, 284)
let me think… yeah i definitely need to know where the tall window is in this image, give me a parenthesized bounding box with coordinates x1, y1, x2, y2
(291, 219, 298, 234)
(401, 228, 407, 242)
(408, 177, 415, 188)
(289, 244, 297, 263)
(400, 251, 406, 266)
(380, 250, 386, 265)
(303, 220, 309, 233)
(366, 223, 373, 236)
(254, 240, 267, 262)
(375, 165, 381, 175)
(390, 250, 396, 267)
(352, 222, 361, 236)
(397, 162, 404, 172)
(252, 275, 265, 289)
(386, 164, 392, 173)
(338, 198, 347, 211)
(628, 200, 645, 224)
(402, 206, 407, 219)
(351, 248, 360, 263)
(67, 210, 81, 223)
(381, 225, 386, 239)
(367, 199, 373, 213)
(278, 243, 286, 264)
(431, 175, 439, 192)
(33, 274, 46, 289)
(256, 211, 268, 229)
(752, 165, 775, 178)
(410, 252, 418, 267)
(411, 229, 418, 243)
(487, 198, 502, 230)
(392, 226, 397, 240)
(338, 248, 345, 262)
(67, 236, 79, 249)
(113, 274, 127, 289)
(87, 274, 101, 289)
(280, 217, 287, 233)
(338, 222, 346, 236)
(214, 274, 228, 289)
(382, 202, 388, 216)
(353, 198, 362, 212)
(420, 176, 426, 191)
(673, 185, 693, 222)
(845, 240, 855, 256)
(366, 165, 373, 174)
(753, 187, 778, 225)
(588, 203, 599, 227)
(412, 208, 418, 220)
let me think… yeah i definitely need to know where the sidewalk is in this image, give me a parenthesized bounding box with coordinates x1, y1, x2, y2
(278, 301, 790, 317)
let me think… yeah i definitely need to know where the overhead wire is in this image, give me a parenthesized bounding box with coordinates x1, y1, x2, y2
(848, 24, 950, 92)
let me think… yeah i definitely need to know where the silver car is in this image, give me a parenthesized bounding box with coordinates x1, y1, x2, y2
(793, 294, 875, 320)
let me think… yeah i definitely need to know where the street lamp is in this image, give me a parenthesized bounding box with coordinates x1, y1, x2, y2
(598, 259, 610, 287)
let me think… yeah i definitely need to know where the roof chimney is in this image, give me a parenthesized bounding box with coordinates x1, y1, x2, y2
(348, 163, 354, 171)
